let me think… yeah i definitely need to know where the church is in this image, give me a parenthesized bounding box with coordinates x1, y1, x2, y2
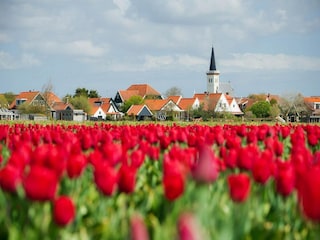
(206, 47, 234, 96)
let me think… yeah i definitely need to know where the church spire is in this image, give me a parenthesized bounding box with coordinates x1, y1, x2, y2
(209, 47, 216, 71)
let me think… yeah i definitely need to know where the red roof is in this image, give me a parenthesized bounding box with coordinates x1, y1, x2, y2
(118, 90, 139, 102)
(52, 102, 73, 111)
(88, 97, 111, 105)
(127, 104, 145, 115)
(127, 84, 161, 97)
(145, 99, 169, 111)
(9, 91, 40, 109)
(45, 92, 62, 106)
(167, 95, 182, 104)
(304, 96, 320, 103)
(178, 98, 196, 111)
(89, 105, 101, 115)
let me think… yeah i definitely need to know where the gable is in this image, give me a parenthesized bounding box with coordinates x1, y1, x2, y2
(139, 106, 153, 116)
(162, 100, 182, 112)
(167, 95, 182, 104)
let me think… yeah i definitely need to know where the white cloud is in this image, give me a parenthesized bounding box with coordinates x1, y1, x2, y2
(22, 40, 107, 58)
(102, 54, 207, 72)
(0, 51, 16, 69)
(221, 53, 320, 72)
(20, 53, 41, 67)
(0, 33, 10, 43)
(113, 0, 131, 15)
(65, 40, 106, 58)
(0, 51, 41, 70)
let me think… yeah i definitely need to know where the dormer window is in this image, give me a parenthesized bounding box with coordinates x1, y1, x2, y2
(16, 99, 27, 106)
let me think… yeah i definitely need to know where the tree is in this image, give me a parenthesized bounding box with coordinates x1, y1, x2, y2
(0, 94, 9, 107)
(164, 87, 182, 98)
(41, 81, 54, 119)
(190, 103, 213, 121)
(248, 93, 266, 102)
(69, 96, 91, 114)
(74, 88, 89, 98)
(250, 101, 271, 118)
(62, 94, 72, 104)
(88, 90, 100, 98)
(122, 95, 144, 113)
(18, 102, 46, 114)
(3, 92, 15, 106)
(74, 88, 100, 98)
(278, 93, 309, 117)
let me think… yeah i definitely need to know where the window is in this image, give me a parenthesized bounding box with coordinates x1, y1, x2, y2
(16, 99, 26, 106)
(316, 103, 320, 109)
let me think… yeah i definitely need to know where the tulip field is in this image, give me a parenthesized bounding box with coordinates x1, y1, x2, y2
(0, 122, 320, 239)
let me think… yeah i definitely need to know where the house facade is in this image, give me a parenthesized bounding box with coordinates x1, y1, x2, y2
(144, 99, 182, 121)
(127, 104, 153, 121)
(304, 96, 320, 122)
(88, 97, 122, 120)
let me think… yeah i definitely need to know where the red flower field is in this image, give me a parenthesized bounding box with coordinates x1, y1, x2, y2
(0, 122, 319, 239)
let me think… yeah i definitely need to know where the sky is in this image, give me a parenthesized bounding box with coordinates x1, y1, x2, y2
(0, 0, 320, 99)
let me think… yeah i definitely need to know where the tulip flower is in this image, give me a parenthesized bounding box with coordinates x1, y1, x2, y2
(94, 162, 118, 196)
(130, 214, 149, 240)
(53, 196, 76, 226)
(227, 173, 251, 203)
(118, 164, 137, 194)
(23, 165, 58, 201)
(191, 145, 219, 183)
(298, 166, 320, 222)
(177, 212, 202, 240)
(0, 164, 21, 193)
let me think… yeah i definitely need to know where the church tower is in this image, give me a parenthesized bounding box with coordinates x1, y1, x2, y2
(206, 47, 220, 93)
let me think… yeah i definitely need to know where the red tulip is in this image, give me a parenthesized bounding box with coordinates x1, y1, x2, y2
(275, 161, 295, 197)
(298, 166, 320, 222)
(227, 173, 251, 203)
(23, 165, 58, 201)
(67, 153, 87, 179)
(237, 145, 258, 170)
(53, 196, 76, 226)
(130, 214, 149, 240)
(101, 143, 123, 167)
(191, 145, 219, 183)
(94, 162, 118, 196)
(46, 145, 67, 178)
(131, 149, 145, 168)
(177, 213, 202, 240)
(162, 154, 186, 201)
(307, 133, 319, 147)
(0, 164, 21, 193)
(223, 148, 238, 169)
(273, 139, 284, 157)
(252, 150, 274, 185)
(118, 164, 137, 194)
(280, 126, 291, 138)
(163, 171, 185, 201)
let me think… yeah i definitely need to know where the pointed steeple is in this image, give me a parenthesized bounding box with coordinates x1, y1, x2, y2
(209, 47, 216, 71)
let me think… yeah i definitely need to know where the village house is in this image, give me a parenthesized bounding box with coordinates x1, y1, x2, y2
(9, 90, 86, 121)
(126, 104, 153, 121)
(144, 99, 182, 121)
(88, 97, 122, 120)
(304, 96, 320, 122)
(167, 96, 200, 120)
(114, 84, 163, 108)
